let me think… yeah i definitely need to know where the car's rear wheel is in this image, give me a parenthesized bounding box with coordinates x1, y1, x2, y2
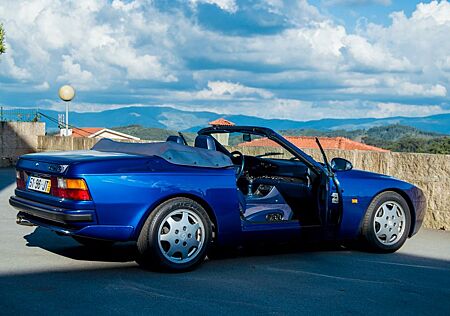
(360, 191, 411, 253)
(137, 197, 212, 272)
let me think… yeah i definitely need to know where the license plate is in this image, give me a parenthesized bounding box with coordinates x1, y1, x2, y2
(27, 176, 51, 194)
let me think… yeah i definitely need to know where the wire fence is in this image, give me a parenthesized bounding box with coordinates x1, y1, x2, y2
(0, 107, 40, 122)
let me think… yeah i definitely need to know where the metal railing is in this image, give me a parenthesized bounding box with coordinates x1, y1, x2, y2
(0, 107, 40, 122)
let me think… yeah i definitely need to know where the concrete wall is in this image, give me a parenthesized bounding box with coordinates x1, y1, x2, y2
(34, 136, 450, 230)
(37, 136, 155, 152)
(0, 122, 45, 167)
(37, 136, 98, 152)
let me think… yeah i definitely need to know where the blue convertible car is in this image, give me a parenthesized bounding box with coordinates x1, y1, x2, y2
(10, 126, 426, 271)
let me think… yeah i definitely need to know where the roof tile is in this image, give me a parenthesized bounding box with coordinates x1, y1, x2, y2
(208, 118, 235, 126)
(71, 127, 104, 138)
(239, 136, 388, 152)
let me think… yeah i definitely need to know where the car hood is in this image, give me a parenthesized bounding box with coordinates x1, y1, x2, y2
(336, 168, 395, 180)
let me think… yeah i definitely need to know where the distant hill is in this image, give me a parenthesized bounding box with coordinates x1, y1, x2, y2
(281, 124, 450, 154)
(110, 124, 450, 154)
(282, 124, 444, 141)
(5, 105, 448, 153)
(361, 125, 449, 154)
(26, 106, 450, 135)
(113, 125, 196, 144)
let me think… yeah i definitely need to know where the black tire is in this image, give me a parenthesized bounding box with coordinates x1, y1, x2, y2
(360, 191, 411, 253)
(72, 236, 115, 248)
(136, 197, 212, 272)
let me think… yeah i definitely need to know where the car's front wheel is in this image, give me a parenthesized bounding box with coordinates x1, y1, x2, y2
(361, 191, 411, 253)
(137, 197, 212, 272)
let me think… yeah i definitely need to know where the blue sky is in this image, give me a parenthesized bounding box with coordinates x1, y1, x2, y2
(0, 0, 449, 121)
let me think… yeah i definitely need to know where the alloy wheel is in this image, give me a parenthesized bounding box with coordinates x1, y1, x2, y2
(373, 201, 406, 246)
(157, 209, 205, 264)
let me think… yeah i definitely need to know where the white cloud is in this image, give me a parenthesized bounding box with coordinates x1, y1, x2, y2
(324, 0, 391, 6)
(42, 100, 145, 112)
(150, 99, 446, 121)
(394, 82, 447, 97)
(413, 0, 450, 24)
(203, 81, 274, 99)
(189, 0, 238, 13)
(367, 102, 445, 118)
(260, 0, 325, 25)
(33, 81, 50, 91)
(111, 0, 141, 12)
(1, 52, 31, 80)
(0, 0, 177, 90)
(338, 77, 447, 97)
(174, 81, 274, 100)
(342, 35, 412, 72)
(180, 21, 348, 72)
(0, 0, 449, 121)
(364, 1, 450, 75)
(0, 44, 32, 80)
(57, 55, 94, 90)
(182, 1, 450, 101)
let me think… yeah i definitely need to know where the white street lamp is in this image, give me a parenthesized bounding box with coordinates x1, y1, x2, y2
(58, 85, 75, 137)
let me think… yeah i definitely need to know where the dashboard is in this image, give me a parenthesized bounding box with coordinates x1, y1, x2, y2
(245, 156, 314, 183)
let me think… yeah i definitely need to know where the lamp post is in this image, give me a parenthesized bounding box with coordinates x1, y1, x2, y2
(58, 85, 75, 136)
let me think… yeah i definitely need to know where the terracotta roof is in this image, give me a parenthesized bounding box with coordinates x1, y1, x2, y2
(70, 127, 140, 140)
(208, 118, 235, 126)
(239, 136, 389, 152)
(71, 127, 104, 138)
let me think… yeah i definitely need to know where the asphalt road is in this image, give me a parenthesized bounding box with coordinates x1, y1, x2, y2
(0, 167, 449, 315)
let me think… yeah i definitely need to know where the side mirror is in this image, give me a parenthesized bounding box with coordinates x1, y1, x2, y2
(243, 133, 252, 142)
(331, 157, 353, 172)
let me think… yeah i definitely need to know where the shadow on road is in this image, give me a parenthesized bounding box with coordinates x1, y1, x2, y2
(1, 232, 450, 315)
(0, 226, 446, 314)
(24, 227, 138, 263)
(23, 226, 347, 264)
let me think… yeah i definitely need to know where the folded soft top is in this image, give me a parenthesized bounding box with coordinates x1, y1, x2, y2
(92, 138, 233, 168)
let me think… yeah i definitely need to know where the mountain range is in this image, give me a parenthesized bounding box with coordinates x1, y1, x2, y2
(28, 106, 450, 134)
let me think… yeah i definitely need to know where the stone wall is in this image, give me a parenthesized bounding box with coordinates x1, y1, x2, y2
(0, 122, 45, 167)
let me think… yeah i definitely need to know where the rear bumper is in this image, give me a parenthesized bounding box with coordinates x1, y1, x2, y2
(9, 196, 134, 241)
(10, 196, 94, 223)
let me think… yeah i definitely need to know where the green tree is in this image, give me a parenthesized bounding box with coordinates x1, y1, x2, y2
(0, 23, 5, 55)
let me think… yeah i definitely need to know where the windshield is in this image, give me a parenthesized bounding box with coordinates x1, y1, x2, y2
(209, 131, 298, 161)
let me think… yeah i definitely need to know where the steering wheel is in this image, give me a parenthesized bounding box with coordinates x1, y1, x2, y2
(230, 150, 245, 178)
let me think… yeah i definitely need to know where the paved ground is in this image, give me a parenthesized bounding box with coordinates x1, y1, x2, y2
(0, 167, 449, 315)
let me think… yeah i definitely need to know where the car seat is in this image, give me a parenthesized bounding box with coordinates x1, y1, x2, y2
(166, 135, 185, 144)
(194, 135, 216, 150)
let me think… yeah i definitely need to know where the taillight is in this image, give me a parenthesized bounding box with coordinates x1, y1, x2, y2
(16, 170, 25, 190)
(51, 177, 91, 201)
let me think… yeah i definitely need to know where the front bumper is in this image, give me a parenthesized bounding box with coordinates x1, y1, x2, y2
(410, 188, 427, 236)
